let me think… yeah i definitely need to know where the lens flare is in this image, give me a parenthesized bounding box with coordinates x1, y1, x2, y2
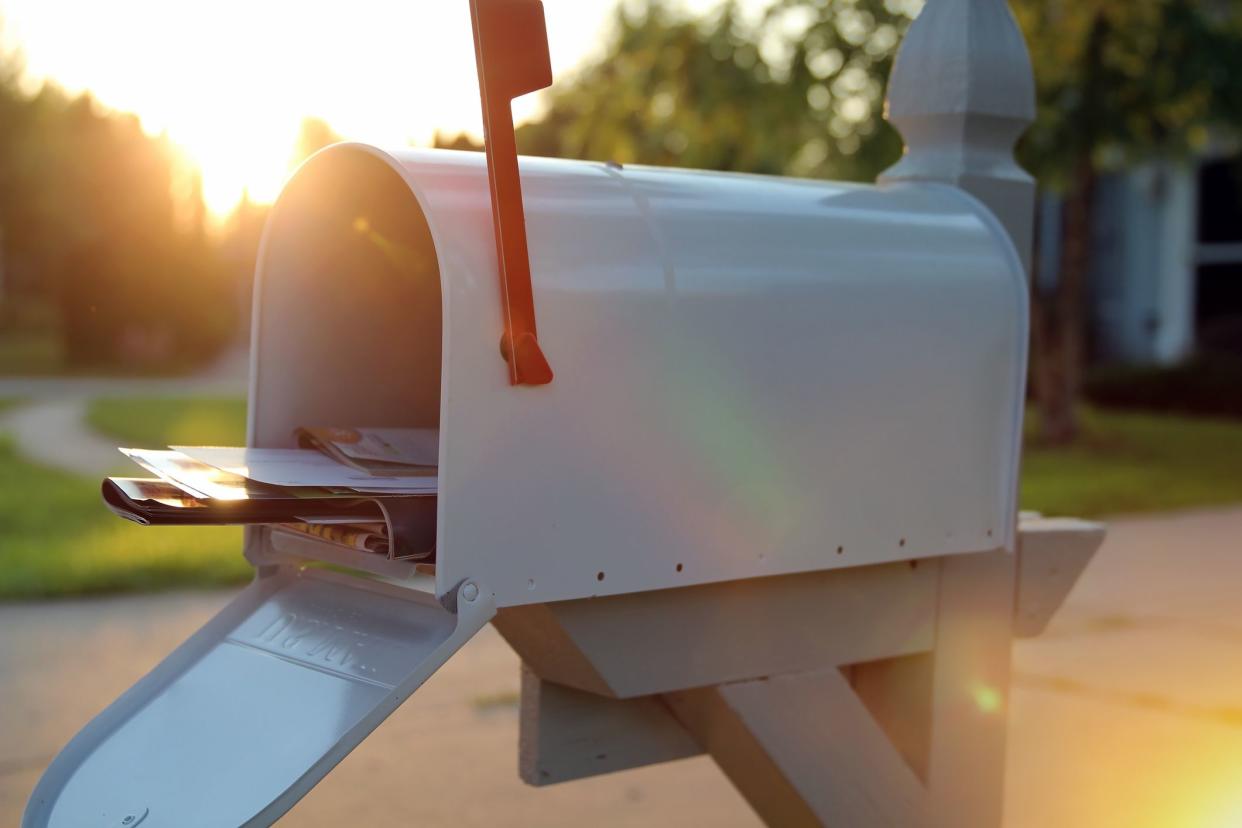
(971, 683, 1004, 715)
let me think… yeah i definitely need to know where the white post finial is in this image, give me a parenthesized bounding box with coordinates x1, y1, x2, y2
(879, 0, 1037, 273)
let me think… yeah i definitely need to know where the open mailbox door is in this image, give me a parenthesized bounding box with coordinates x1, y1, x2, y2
(23, 568, 494, 828)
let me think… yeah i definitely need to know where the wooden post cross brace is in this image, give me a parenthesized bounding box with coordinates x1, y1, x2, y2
(494, 517, 1103, 827)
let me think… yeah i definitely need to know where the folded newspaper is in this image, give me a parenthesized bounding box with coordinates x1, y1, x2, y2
(101, 427, 441, 560)
(102, 476, 386, 526)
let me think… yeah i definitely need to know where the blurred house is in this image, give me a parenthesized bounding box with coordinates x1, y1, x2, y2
(1039, 150, 1242, 366)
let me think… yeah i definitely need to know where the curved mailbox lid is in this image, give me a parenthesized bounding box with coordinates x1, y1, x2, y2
(23, 568, 495, 828)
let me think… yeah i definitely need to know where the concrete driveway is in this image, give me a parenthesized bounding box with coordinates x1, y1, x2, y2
(3, 507, 1241, 827)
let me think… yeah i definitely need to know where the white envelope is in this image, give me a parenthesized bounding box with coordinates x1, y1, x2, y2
(171, 446, 439, 493)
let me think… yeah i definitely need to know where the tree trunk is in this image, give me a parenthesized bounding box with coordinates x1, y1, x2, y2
(1032, 163, 1096, 444)
(1031, 12, 1108, 446)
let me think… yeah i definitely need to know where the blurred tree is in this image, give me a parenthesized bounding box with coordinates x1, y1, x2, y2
(0, 73, 236, 370)
(516, 1, 805, 175)
(219, 192, 269, 343)
(515, 1, 916, 176)
(761, 0, 919, 180)
(432, 130, 483, 152)
(290, 116, 343, 169)
(0, 37, 37, 323)
(1013, 0, 1242, 442)
(49, 96, 235, 366)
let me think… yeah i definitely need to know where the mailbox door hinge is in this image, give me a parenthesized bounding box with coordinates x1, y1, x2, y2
(469, 0, 554, 386)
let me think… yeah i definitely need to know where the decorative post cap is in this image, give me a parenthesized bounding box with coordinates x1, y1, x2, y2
(880, 0, 1037, 273)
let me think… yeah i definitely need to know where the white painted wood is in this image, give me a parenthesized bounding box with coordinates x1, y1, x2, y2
(1014, 516, 1105, 637)
(492, 603, 614, 697)
(881, 8, 1042, 823)
(504, 520, 1099, 788)
(502, 527, 1091, 819)
(667, 668, 927, 827)
(925, 550, 1016, 828)
(881, 0, 1037, 275)
(251, 145, 1027, 607)
(846, 653, 935, 782)
(495, 560, 940, 698)
(665, 683, 820, 826)
(517, 667, 701, 786)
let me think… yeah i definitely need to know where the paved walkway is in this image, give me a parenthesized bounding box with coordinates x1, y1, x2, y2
(0, 347, 248, 476)
(3, 507, 1241, 826)
(2, 398, 131, 476)
(1006, 506, 1242, 828)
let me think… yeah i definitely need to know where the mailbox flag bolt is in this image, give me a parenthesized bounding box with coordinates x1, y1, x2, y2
(461, 582, 480, 603)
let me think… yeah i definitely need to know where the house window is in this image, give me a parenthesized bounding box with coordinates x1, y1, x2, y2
(1196, 158, 1242, 355)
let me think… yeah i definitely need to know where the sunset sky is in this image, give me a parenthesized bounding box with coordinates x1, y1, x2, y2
(0, 0, 747, 215)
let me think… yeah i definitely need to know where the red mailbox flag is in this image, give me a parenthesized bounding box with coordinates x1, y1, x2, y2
(469, 0, 554, 386)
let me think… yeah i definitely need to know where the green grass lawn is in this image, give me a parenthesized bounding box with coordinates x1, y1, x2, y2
(86, 396, 248, 447)
(1, 396, 1240, 600)
(0, 433, 247, 600)
(0, 396, 250, 599)
(1021, 407, 1242, 517)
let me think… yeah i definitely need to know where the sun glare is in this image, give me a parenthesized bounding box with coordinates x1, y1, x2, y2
(172, 118, 300, 217)
(0, 0, 678, 220)
(0, 0, 749, 219)
(1185, 764, 1242, 828)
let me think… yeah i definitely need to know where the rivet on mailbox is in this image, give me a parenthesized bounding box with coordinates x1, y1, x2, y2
(24, 1, 1106, 826)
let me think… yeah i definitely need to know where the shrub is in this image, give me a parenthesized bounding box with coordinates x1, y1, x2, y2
(1084, 354, 1242, 419)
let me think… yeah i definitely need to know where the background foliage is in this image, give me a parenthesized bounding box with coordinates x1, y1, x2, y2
(0, 78, 235, 370)
(0, 43, 339, 373)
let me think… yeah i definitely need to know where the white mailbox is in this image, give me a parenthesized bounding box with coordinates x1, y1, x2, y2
(27, 2, 1083, 825)
(252, 143, 1028, 607)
